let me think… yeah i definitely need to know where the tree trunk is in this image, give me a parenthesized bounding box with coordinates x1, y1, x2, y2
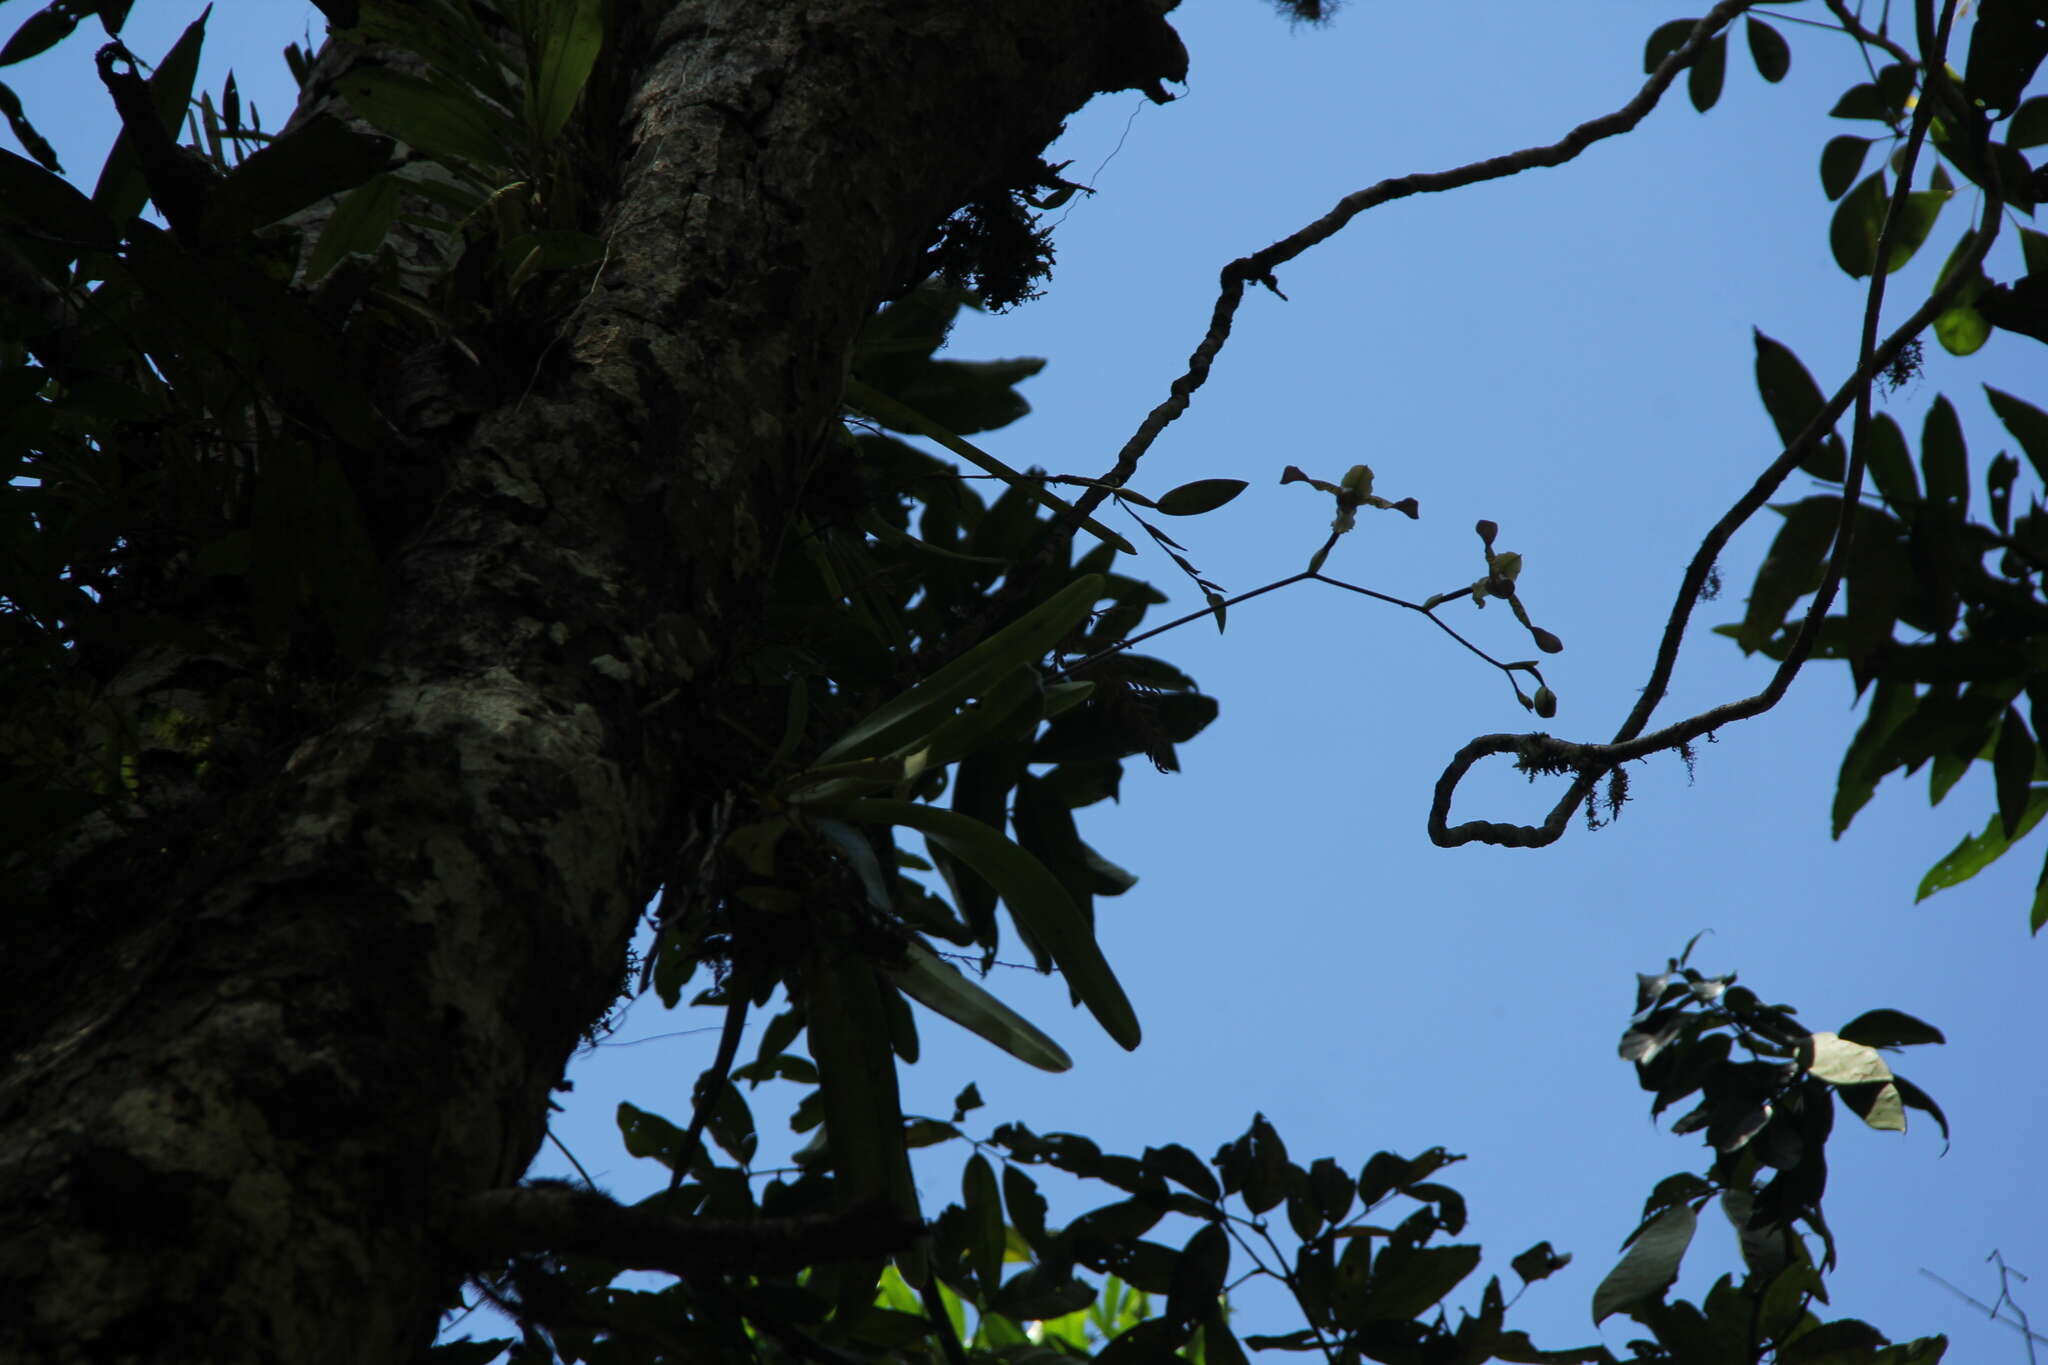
(0, 3, 1184, 1360)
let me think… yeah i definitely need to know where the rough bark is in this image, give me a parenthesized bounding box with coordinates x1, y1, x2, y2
(0, 3, 1183, 1360)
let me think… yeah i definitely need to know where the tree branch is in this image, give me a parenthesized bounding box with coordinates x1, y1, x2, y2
(1430, 0, 1997, 848)
(1075, 0, 1757, 520)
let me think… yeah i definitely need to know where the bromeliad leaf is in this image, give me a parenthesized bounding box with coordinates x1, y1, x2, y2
(845, 798, 1142, 1050)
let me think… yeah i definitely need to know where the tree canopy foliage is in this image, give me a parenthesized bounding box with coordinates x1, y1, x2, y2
(1, 0, 2044, 1362)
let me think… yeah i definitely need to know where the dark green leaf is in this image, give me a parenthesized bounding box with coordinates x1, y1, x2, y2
(1831, 82, 1890, 120)
(847, 799, 1140, 1050)
(1753, 331, 1844, 478)
(817, 574, 1101, 765)
(1917, 787, 2048, 899)
(2037, 847, 2048, 934)
(616, 1100, 687, 1168)
(524, 0, 603, 141)
(1861, 412, 1918, 510)
(1892, 1075, 1951, 1141)
(1063, 1198, 1165, 1255)
(1144, 1143, 1219, 1202)
(1309, 1156, 1354, 1223)
(1838, 1008, 1946, 1049)
(1746, 17, 1789, 82)
(1986, 386, 2048, 486)
(1154, 478, 1248, 516)
(1820, 135, 1871, 200)
(963, 1154, 1004, 1296)
(1003, 1164, 1050, 1252)
(1593, 1204, 1697, 1325)
(990, 1266, 1094, 1319)
(805, 952, 918, 1218)
(1920, 395, 1969, 520)
(1688, 32, 1727, 112)
(1835, 680, 1916, 834)
(1885, 170, 1955, 275)
(1201, 1307, 1250, 1365)
(1167, 1223, 1229, 1327)
(1830, 172, 1888, 278)
(1241, 1114, 1291, 1215)
(1994, 707, 2037, 838)
(204, 115, 392, 241)
(1778, 1318, 1889, 1364)
(1737, 499, 1839, 653)
(1642, 17, 1697, 73)
(1987, 451, 2019, 534)
(92, 12, 208, 227)
(336, 67, 513, 168)
(1511, 1241, 1571, 1285)
(1965, 0, 2048, 117)
(0, 82, 61, 171)
(0, 6, 83, 68)
(1362, 1243, 1481, 1323)
(1358, 1148, 1460, 1207)
(885, 940, 1072, 1073)
(0, 147, 117, 245)
(889, 357, 1045, 436)
(1013, 773, 1094, 927)
(2013, 96, 2048, 149)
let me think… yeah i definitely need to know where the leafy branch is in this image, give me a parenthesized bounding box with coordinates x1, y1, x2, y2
(1431, 0, 2001, 849)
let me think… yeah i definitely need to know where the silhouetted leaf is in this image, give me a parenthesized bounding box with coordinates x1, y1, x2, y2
(1167, 1223, 1229, 1327)
(1154, 479, 1248, 516)
(92, 11, 208, 227)
(849, 799, 1140, 1050)
(1746, 17, 1789, 81)
(1688, 31, 1727, 112)
(1994, 706, 2036, 837)
(1861, 412, 1918, 510)
(1753, 331, 1844, 478)
(1892, 1075, 1951, 1142)
(1830, 172, 1887, 278)
(338, 67, 513, 167)
(886, 941, 1071, 1072)
(1512, 1242, 1571, 1285)
(1819, 135, 1871, 200)
(1917, 788, 2048, 899)
(1838, 1008, 1946, 1049)
(1593, 1204, 1697, 1325)
(1737, 499, 1838, 653)
(1966, 0, 2048, 116)
(1643, 18, 1697, 73)
(1362, 1243, 1481, 1323)
(819, 574, 1101, 764)
(1920, 396, 1969, 520)
(1986, 386, 2048, 485)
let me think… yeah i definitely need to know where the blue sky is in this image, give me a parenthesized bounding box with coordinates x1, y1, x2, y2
(13, 2, 2045, 1357)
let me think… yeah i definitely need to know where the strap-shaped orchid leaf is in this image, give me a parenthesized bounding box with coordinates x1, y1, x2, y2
(886, 939, 1072, 1073)
(845, 798, 1141, 1051)
(843, 378, 1135, 555)
(815, 573, 1103, 767)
